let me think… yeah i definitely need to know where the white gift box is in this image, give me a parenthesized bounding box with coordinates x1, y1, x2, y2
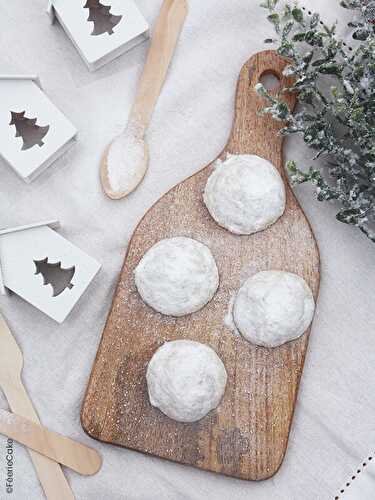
(48, 0, 149, 71)
(0, 221, 101, 323)
(0, 75, 77, 183)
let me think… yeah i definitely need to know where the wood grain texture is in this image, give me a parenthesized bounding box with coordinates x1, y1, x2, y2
(82, 50, 320, 481)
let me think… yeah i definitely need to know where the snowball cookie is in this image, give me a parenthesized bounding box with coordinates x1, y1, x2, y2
(134, 237, 219, 317)
(146, 340, 228, 423)
(233, 271, 315, 348)
(203, 154, 286, 235)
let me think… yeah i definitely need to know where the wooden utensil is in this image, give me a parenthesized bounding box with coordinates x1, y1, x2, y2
(100, 0, 188, 200)
(83, 50, 320, 481)
(0, 314, 75, 499)
(0, 409, 102, 476)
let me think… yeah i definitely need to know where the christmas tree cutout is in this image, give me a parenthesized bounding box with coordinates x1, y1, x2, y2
(34, 258, 75, 297)
(84, 0, 122, 36)
(10, 111, 50, 151)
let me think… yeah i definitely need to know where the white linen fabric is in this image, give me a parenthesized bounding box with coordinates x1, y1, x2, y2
(1, 1, 375, 499)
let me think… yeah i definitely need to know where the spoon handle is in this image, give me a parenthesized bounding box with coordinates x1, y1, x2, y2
(0, 409, 102, 476)
(130, 0, 188, 130)
(2, 377, 75, 500)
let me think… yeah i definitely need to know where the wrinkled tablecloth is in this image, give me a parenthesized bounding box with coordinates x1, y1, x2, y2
(1, 1, 375, 499)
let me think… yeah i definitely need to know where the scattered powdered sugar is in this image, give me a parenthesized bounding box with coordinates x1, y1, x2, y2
(0, 409, 14, 426)
(106, 120, 147, 194)
(239, 262, 259, 284)
(0, 409, 29, 433)
(224, 293, 239, 335)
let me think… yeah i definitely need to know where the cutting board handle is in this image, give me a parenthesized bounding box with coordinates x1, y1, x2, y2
(227, 50, 296, 167)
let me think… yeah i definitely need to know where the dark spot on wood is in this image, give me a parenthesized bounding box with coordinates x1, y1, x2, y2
(217, 428, 250, 472)
(248, 65, 257, 86)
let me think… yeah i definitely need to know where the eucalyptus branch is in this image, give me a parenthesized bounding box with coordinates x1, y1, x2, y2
(258, 0, 375, 242)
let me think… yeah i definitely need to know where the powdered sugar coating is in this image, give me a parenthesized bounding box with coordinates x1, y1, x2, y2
(203, 154, 286, 235)
(233, 270, 315, 348)
(134, 237, 219, 317)
(146, 340, 227, 423)
(106, 121, 147, 195)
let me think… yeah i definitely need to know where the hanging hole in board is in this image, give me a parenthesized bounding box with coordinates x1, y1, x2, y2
(34, 258, 75, 298)
(259, 71, 281, 91)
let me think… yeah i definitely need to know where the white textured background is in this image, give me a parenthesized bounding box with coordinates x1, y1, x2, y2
(1, 1, 374, 499)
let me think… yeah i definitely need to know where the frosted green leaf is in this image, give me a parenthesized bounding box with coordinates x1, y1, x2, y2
(291, 7, 303, 23)
(259, 0, 375, 243)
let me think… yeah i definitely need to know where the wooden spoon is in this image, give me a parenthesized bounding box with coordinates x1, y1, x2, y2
(0, 409, 101, 476)
(100, 0, 188, 200)
(0, 314, 75, 499)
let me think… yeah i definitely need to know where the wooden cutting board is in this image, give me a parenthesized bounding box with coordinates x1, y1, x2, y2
(81, 50, 320, 481)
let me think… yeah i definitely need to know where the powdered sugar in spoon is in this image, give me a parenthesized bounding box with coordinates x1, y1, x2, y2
(101, 0, 188, 200)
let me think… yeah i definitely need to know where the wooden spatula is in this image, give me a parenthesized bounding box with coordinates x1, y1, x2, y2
(100, 0, 188, 200)
(0, 409, 101, 475)
(0, 314, 75, 499)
